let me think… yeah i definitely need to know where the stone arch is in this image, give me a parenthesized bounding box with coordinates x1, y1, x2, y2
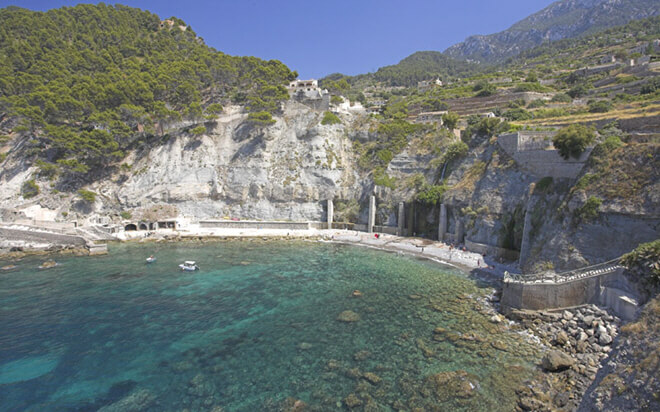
(125, 223, 137, 231)
(138, 223, 148, 231)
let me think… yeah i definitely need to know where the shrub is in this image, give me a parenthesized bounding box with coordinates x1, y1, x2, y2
(330, 95, 343, 105)
(247, 111, 276, 126)
(477, 117, 501, 137)
(190, 126, 206, 135)
(553, 124, 596, 159)
(567, 83, 591, 98)
(503, 108, 533, 121)
(621, 240, 660, 286)
(321, 111, 341, 125)
(0, 153, 7, 163)
(474, 82, 496, 97)
(527, 99, 547, 109)
(551, 93, 572, 103)
(588, 100, 612, 113)
(120, 211, 132, 220)
(574, 196, 602, 224)
(441, 112, 459, 130)
(535, 177, 553, 193)
(77, 189, 97, 203)
(22, 179, 39, 198)
(440, 141, 469, 164)
(416, 184, 447, 205)
(373, 168, 396, 189)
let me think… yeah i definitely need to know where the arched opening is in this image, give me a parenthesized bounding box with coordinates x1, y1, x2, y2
(125, 224, 137, 231)
(139, 223, 148, 230)
(149, 223, 156, 230)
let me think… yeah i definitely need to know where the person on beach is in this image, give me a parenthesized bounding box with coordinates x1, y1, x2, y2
(374, 233, 380, 239)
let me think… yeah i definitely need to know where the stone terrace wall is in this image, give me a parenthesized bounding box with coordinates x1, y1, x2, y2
(498, 132, 590, 179)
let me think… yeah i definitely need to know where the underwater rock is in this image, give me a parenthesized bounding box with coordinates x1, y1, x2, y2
(421, 370, 479, 401)
(297, 342, 313, 350)
(362, 372, 382, 385)
(97, 389, 155, 412)
(491, 340, 508, 351)
(278, 397, 308, 412)
(344, 393, 362, 408)
(337, 310, 360, 322)
(351, 290, 363, 297)
(1, 265, 16, 271)
(353, 350, 371, 361)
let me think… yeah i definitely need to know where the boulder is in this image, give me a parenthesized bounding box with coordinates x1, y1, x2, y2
(599, 333, 613, 345)
(541, 350, 575, 372)
(555, 331, 569, 346)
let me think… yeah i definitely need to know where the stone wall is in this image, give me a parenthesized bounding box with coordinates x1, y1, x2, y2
(501, 268, 641, 320)
(465, 238, 520, 261)
(0, 227, 87, 246)
(497, 131, 590, 179)
(199, 220, 311, 230)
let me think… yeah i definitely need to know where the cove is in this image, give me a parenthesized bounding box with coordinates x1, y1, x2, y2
(0, 240, 542, 411)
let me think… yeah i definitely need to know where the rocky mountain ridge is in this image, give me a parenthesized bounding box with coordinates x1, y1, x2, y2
(444, 0, 660, 63)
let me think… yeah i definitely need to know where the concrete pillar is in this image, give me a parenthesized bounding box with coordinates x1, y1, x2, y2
(407, 202, 415, 237)
(367, 195, 376, 233)
(438, 203, 447, 242)
(455, 218, 464, 244)
(518, 199, 536, 267)
(397, 202, 405, 236)
(327, 199, 333, 229)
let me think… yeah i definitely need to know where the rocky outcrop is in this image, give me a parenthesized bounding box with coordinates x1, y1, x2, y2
(578, 296, 660, 411)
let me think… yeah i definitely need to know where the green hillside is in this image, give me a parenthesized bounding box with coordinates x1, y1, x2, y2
(0, 4, 295, 178)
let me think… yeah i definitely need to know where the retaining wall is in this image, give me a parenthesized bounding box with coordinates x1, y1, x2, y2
(199, 220, 311, 230)
(0, 227, 87, 246)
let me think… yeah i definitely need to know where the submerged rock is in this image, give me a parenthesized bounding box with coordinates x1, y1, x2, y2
(362, 372, 382, 385)
(39, 260, 57, 269)
(421, 370, 479, 401)
(337, 310, 360, 323)
(97, 389, 155, 412)
(344, 393, 362, 408)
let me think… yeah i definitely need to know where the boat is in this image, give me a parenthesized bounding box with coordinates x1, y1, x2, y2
(146, 256, 157, 263)
(179, 261, 199, 271)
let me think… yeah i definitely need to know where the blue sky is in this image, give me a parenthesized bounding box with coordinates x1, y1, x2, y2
(1, 0, 556, 78)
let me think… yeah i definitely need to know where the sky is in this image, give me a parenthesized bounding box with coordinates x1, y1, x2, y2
(0, 0, 557, 78)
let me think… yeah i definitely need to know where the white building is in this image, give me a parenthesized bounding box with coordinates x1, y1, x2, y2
(417, 78, 443, 92)
(287, 79, 329, 100)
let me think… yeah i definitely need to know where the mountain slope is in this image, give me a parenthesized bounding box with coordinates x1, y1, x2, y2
(445, 0, 660, 63)
(0, 4, 295, 181)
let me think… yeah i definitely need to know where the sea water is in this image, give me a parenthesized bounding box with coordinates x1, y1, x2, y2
(0, 240, 541, 411)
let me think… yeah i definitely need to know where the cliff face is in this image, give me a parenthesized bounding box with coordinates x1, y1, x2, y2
(0, 102, 362, 223)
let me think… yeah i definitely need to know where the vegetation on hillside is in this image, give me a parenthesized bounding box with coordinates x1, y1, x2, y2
(0, 4, 295, 182)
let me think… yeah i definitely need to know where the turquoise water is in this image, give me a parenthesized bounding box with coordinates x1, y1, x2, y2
(0, 240, 541, 411)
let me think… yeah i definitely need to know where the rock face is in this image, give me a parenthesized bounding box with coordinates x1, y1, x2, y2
(108, 103, 360, 221)
(445, 0, 660, 63)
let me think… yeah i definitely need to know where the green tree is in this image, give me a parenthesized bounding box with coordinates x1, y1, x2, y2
(321, 111, 341, 125)
(553, 124, 596, 159)
(442, 112, 459, 131)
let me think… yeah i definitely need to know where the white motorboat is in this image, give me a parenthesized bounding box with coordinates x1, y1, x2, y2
(179, 261, 199, 271)
(146, 256, 157, 263)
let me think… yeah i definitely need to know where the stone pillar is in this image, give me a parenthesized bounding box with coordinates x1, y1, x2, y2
(455, 218, 464, 244)
(397, 202, 405, 236)
(327, 199, 333, 229)
(438, 203, 447, 242)
(367, 195, 376, 233)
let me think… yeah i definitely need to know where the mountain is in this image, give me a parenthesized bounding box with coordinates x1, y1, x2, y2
(445, 0, 660, 63)
(354, 51, 478, 87)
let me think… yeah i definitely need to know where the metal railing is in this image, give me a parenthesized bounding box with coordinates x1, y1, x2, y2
(504, 258, 624, 284)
